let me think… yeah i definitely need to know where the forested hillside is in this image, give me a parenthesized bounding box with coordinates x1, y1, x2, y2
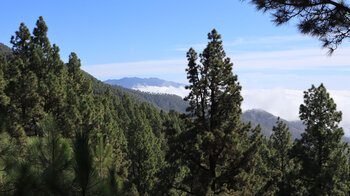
(0, 43, 12, 59)
(85, 72, 188, 112)
(1, 18, 350, 195)
(241, 109, 305, 139)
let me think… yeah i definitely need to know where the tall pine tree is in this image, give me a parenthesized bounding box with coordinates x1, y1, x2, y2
(261, 118, 293, 195)
(128, 111, 162, 195)
(167, 29, 263, 195)
(291, 84, 349, 195)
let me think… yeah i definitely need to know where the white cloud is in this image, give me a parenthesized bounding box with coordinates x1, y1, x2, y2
(241, 89, 303, 121)
(238, 73, 350, 90)
(242, 89, 350, 136)
(132, 85, 189, 98)
(134, 85, 350, 135)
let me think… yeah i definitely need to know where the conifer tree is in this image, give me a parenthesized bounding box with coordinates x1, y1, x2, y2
(291, 84, 349, 195)
(6, 23, 44, 137)
(128, 111, 162, 195)
(73, 129, 96, 196)
(0, 131, 20, 193)
(0, 55, 10, 129)
(29, 114, 72, 194)
(168, 29, 263, 195)
(116, 95, 133, 135)
(262, 118, 293, 195)
(93, 89, 128, 178)
(93, 132, 113, 179)
(64, 52, 94, 137)
(30, 17, 68, 132)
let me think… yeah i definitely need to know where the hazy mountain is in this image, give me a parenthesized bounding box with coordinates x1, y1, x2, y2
(241, 109, 305, 139)
(85, 72, 189, 112)
(104, 77, 185, 88)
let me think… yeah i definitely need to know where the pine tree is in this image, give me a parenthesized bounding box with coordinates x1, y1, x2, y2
(64, 52, 94, 137)
(128, 111, 162, 195)
(6, 23, 44, 137)
(262, 118, 293, 195)
(73, 129, 96, 196)
(93, 89, 128, 178)
(31, 17, 68, 132)
(291, 84, 349, 195)
(29, 114, 72, 194)
(0, 55, 10, 130)
(168, 29, 263, 195)
(93, 132, 113, 179)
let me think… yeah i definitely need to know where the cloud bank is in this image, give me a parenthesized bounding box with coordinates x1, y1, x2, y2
(135, 85, 350, 135)
(132, 85, 189, 98)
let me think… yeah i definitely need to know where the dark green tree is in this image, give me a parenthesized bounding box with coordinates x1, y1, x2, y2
(93, 132, 113, 179)
(29, 114, 72, 194)
(262, 118, 293, 195)
(0, 55, 10, 130)
(291, 84, 349, 195)
(247, 0, 350, 54)
(168, 29, 263, 195)
(0, 131, 21, 193)
(6, 23, 44, 137)
(73, 129, 96, 196)
(64, 52, 94, 137)
(93, 89, 128, 179)
(128, 111, 163, 195)
(30, 17, 68, 132)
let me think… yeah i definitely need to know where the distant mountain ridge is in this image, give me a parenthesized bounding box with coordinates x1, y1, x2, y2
(104, 77, 185, 88)
(241, 109, 305, 140)
(85, 73, 189, 112)
(102, 76, 307, 138)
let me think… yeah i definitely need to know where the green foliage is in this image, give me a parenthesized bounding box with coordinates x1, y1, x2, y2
(166, 29, 264, 195)
(128, 111, 164, 195)
(291, 84, 350, 195)
(63, 52, 94, 137)
(93, 133, 113, 178)
(260, 118, 293, 195)
(0, 55, 10, 130)
(73, 129, 96, 195)
(29, 114, 72, 194)
(0, 132, 20, 193)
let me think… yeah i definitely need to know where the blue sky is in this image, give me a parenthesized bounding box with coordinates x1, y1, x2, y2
(1, 0, 349, 89)
(2, 0, 350, 131)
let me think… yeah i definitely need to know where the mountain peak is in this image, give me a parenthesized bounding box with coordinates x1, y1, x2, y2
(104, 77, 185, 88)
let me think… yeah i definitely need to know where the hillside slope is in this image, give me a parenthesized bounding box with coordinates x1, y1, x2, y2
(84, 72, 188, 112)
(0, 43, 12, 58)
(241, 109, 304, 139)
